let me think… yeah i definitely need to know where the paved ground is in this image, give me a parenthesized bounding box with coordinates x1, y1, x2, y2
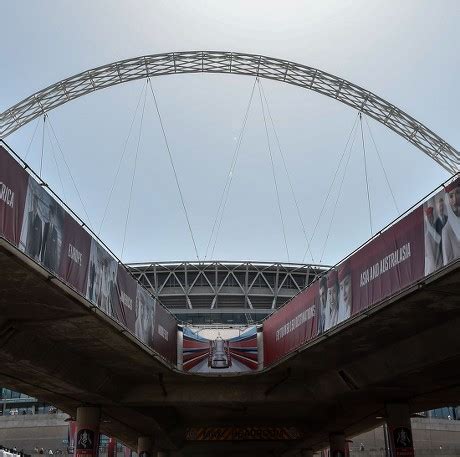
(189, 357, 251, 373)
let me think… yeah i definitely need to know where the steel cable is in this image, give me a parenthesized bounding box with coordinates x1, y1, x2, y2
(45, 125, 68, 204)
(47, 116, 94, 230)
(39, 114, 46, 177)
(257, 79, 290, 261)
(364, 115, 400, 215)
(121, 81, 148, 261)
(205, 78, 258, 260)
(319, 125, 359, 262)
(147, 79, 200, 261)
(98, 80, 148, 236)
(24, 117, 40, 161)
(258, 80, 315, 263)
(301, 114, 360, 262)
(360, 113, 373, 235)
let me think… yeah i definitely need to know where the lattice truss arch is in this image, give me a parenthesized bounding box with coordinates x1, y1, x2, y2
(0, 51, 458, 173)
(128, 261, 326, 310)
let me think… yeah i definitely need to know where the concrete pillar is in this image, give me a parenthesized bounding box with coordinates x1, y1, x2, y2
(329, 432, 347, 457)
(385, 403, 415, 457)
(68, 420, 78, 455)
(75, 406, 100, 457)
(107, 437, 116, 457)
(137, 437, 153, 457)
(122, 445, 132, 457)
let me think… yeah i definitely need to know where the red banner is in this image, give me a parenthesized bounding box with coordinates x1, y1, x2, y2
(0, 146, 28, 246)
(107, 437, 116, 457)
(153, 302, 178, 365)
(389, 425, 415, 457)
(59, 212, 91, 295)
(75, 425, 99, 457)
(114, 265, 137, 331)
(263, 201, 431, 366)
(349, 207, 424, 315)
(67, 420, 77, 455)
(264, 283, 318, 366)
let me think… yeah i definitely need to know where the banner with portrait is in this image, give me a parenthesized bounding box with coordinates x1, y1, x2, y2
(1, 143, 180, 366)
(423, 177, 460, 275)
(19, 177, 66, 274)
(86, 238, 119, 317)
(135, 284, 155, 347)
(263, 176, 460, 367)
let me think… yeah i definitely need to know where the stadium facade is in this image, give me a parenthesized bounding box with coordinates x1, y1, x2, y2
(129, 261, 327, 325)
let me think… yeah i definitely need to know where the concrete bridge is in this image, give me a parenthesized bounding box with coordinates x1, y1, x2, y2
(1, 228, 460, 456)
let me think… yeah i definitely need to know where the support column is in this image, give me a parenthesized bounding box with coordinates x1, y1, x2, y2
(107, 437, 116, 457)
(385, 403, 415, 457)
(137, 437, 153, 457)
(68, 420, 77, 455)
(329, 432, 347, 457)
(122, 445, 132, 457)
(75, 406, 100, 457)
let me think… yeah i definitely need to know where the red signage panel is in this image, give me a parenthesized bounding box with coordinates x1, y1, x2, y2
(115, 266, 137, 332)
(349, 206, 424, 316)
(59, 212, 91, 295)
(0, 145, 29, 246)
(153, 303, 178, 365)
(264, 205, 425, 367)
(263, 283, 318, 367)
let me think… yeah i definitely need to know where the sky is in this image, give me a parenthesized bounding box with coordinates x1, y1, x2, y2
(1, 0, 459, 266)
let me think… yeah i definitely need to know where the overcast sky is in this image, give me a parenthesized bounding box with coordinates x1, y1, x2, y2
(2, 0, 459, 266)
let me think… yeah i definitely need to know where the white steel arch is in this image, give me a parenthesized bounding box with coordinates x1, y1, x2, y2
(0, 51, 458, 173)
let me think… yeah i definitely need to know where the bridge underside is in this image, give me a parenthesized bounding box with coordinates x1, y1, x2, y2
(1, 239, 460, 456)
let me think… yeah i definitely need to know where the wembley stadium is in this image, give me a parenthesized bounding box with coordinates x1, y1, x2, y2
(128, 261, 328, 325)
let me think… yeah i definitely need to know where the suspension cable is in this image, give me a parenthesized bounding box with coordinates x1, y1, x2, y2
(205, 78, 258, 260)
(257, 79, 290, 261)
(24, 117, 40, 161)
(121, 82, 148, 260)
(98, 81, 148, 236)
(364, 115, 400, 215)
(47, 116, 94, 230)
(147, 79, 200, 261)
(319, 125, 359, 263)
(258, 80, 315, 263)
(45, 125, 68, 204)
(40, 114, 46, 178)
(359, 112, 373, 235)
(301, 113, 360, 262)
